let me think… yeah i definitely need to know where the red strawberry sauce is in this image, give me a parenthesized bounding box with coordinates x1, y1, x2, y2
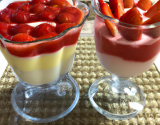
(94, 15, 160, 62)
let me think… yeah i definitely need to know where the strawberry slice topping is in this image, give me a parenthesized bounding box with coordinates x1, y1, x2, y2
(143, 11, 160, 25)
(123, 0, 135, 8)
(56, 23, 75, 34)
(145, 0, 160, 17)
(12, 33, 34, 42)
(109, 0, 125, 19)
(37, 32, 58, 40)
(56, 12, 75, 24)
(119, 7, 143, 25)
(47, 0, 72, 8)
(32, 23, 56, 37)
(119, 8, 143, 41)
(137, 0, 152, 11)
(98, 1, 118, 37)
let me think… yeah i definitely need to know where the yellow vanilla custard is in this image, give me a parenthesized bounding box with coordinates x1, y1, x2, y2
(0, 45, 76, 85)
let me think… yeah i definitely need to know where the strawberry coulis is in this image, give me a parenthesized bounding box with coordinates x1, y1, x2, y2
(94, 15, 160, 62)
(0, 27, 81, 57)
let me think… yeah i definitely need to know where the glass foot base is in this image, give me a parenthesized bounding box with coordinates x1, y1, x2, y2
(11, 73, 80, 123)
(88, 75, 145, 120)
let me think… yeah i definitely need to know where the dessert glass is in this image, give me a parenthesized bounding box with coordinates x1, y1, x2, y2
(88, 0, 160, 120)
(0, 0, 89, 123)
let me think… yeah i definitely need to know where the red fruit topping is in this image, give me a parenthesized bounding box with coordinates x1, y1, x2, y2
(123, 0, 135, 8)
(119, 7, 143, 25)
(98, 1, 118, 37)
(3, 34, 12, 40)
(37, 32, 58, 40)
(11, 10, 30, 23)
(32, 23, 55, 37)
(109, 0, 125, 19)
(31, 0, 48, 4)
(143, 11, 160, 25)
(47, 0, 72, 8)
(119, 8, 143, 41)
(0, 8, 14, 23)
(9, 24, 34, 36)
(30, 4, 46, 13)
(17, 3, 31, 12)
(56, 12, 75, 24)
(30, 14, 39, 21)
(39, 7, 61, 21)
(12, 33, 34, 42)
(61, 7, 83, 25)
(145, 0, 160, 17)
(137, 0, 152, 11)
(0, 22, 8, 36)
(7, 1, 25, 10)
(56, 23, 75, 33)
(99, 2, 114, 18)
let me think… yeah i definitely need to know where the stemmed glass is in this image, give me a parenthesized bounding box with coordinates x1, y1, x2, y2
(0, 0, 89, 123)
(89, 0, 160, 120)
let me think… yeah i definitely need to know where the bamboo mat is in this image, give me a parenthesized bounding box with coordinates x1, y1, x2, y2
(0, 36, 160, 125)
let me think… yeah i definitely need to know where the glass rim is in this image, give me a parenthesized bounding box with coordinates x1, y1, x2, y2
(91, 0, 160, 28)
(0, 0, 90, 44)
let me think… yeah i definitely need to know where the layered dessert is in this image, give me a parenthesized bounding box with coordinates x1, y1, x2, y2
(0, 0, 83, 85)
(95, 0, 160, 77)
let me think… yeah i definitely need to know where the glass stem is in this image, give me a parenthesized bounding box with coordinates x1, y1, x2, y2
(111, 74, 129, 93)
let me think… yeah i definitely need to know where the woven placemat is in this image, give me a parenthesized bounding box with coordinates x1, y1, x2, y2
(0, 36, 160, 125)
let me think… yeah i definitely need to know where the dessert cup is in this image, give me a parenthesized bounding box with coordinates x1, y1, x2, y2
(0, 0, 89, 123)
(88, 0, 160, 120)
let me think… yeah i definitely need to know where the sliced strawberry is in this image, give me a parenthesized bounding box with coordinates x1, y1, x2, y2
(47, 0, 72, 8)
(0, 22, 8, 36)
(123, 0, 135, 8)
(3, 34, 13, 40)
(56, 12, 75, 24)
(37, 32, 58, 40)
(39, 7, 61, 21)
(142, 11, 160, 38)
(56, 23, 75, 34)
(98, 2, 118, 37)
(31, 0, 48, 4)
(109, 0, 124, 19)
(9, 24, 34, 36)
(30, 3, 46, 13)
(99, 2, 114, 18)
(119, 7, 143, 25)
(145, 0, 160, 17)
(12, 33, 34, 42)
(61, 7, 83, 25)
(7, 1, 26, 10)
(32, 23, 55, 37)
(143, 11, 160, 25)
(11, 10, 30, 23)
(17, 3, 31, 12)
(137, 0, 152, 11)
(104, 20, 118, 37)
(119, 8, 143, 41)
(0, 8, 14, 23)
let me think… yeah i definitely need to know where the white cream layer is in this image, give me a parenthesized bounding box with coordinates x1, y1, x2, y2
(97, 51, 159, 77)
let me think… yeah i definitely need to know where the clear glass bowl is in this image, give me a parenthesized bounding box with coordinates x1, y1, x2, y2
(89, 0, 160, 120)
(0, 0, 90, 123)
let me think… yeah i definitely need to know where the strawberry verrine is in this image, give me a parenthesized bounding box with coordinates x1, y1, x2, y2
(89, 0, 160, 120)
(0, 0, 89, 123)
